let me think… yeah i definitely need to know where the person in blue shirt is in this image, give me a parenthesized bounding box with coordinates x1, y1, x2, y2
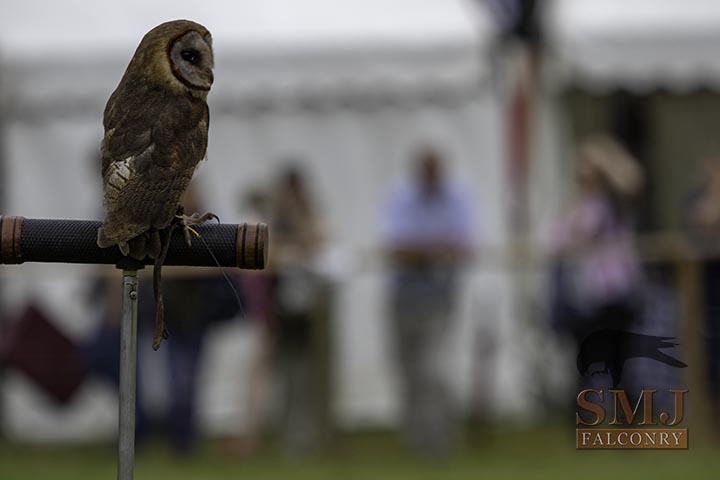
(382, 147, 477, 456)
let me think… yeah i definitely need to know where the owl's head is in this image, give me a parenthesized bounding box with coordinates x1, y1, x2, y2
(128, 20, 214, 97)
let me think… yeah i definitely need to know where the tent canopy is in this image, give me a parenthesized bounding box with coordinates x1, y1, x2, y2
(0, 0, 496, 118)
(0, 0, 484, 57)
(546, 0, 720, 92)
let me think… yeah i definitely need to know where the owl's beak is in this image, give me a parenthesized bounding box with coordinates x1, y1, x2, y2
(204, 68, 214, 86)
(192, 68, 213, 91)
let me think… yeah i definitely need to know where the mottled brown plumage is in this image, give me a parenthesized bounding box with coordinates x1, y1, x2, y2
(98, 20, 213, 251)
(97, 20, 214, 349)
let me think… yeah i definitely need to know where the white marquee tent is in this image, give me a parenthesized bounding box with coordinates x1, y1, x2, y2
(546, 0, 720, 91)
(0, 0, 525, 442)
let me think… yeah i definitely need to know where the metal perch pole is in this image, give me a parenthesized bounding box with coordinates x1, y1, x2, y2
(0, 216, 269, 480)
(118, 269, 138, 480)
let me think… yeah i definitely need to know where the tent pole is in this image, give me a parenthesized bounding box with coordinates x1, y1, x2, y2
(118, 270, 138, 480)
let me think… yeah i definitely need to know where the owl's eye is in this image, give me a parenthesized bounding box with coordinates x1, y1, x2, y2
(181, 49, 200, 64)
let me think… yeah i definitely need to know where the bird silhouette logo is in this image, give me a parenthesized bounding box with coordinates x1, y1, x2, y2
(577, 330, 687, 388)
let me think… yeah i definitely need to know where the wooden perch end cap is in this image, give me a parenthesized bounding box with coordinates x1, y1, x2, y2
(0, 216, 24, 264)
(236, 222, 268, 270)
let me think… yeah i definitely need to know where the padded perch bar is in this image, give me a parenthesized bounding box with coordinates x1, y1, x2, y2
(0, 216, 268, 270)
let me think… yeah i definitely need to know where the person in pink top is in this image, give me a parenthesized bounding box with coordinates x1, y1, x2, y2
(549, 134, 644, 340)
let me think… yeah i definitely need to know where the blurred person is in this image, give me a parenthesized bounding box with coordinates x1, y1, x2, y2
(139, 185, 242, 455)
(224, 187, 275, 456)
(549, 134, 644, 340)
(684, 151, 720, 416)
(268, 164, 328, 454)
(381, 147, 476, 456)
(548, 135, 653, 411)
(83, 266, 152, 443)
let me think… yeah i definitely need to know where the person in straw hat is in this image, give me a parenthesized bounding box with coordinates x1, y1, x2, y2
(549, 134, 645, 342)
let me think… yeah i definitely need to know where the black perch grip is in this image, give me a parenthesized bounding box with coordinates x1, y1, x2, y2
(0, 216, 268, 270)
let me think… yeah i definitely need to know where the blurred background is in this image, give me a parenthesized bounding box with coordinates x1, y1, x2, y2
(2, 0, 720, 478)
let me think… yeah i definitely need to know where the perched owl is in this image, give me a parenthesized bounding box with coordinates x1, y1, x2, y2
(97, 20, 215, 349)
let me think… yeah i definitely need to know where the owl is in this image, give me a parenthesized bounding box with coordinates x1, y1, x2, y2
(97, 20, 215, 348)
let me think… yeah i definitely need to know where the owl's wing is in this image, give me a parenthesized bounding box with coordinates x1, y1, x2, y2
(98, 88, 208, 248)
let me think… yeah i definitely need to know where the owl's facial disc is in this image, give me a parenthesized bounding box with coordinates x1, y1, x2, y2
(169, 31, 214, 91)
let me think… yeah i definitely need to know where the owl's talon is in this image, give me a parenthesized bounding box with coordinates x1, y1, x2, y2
(176, 211, 218, 247)
(177, 211, 219, 226)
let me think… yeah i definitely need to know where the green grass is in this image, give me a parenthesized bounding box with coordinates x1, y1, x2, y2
(1, 425, 718, 480)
